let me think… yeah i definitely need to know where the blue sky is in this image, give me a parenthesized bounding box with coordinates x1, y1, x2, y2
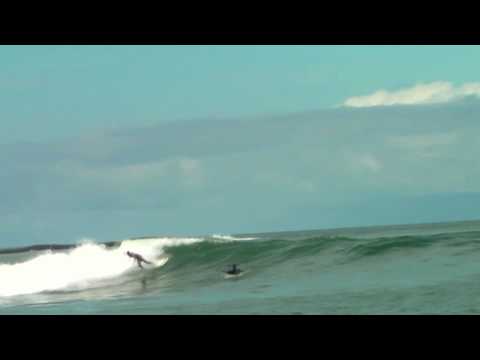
(3, 45, 480, 143)
(2, 45, 480, 247)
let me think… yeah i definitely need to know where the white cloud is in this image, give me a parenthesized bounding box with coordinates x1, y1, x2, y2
(387, 132, 458, 149)
(53, 160, 168, 188)
(386, 132, 458, 159)
(360, 154, 382, 172)
(343, 82, 480, 108)
(54, 157, 203, 188)
(297, 180, 316, 193)
(178, 158, 204, 187)
(350, 153, 382, 173)
(179, 158, 200, 175)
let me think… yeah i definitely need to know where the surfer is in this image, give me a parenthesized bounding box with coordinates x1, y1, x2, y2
(225, 264, 243, 275)
(126, 251, 152, 269)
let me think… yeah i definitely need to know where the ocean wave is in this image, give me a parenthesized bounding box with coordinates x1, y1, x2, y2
(2, 230, 480, 300)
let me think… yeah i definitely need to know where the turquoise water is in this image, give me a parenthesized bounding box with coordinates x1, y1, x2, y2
(2, 220, 480, 314)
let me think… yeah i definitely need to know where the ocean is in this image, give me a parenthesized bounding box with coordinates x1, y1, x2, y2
(2, 219, 480, 315)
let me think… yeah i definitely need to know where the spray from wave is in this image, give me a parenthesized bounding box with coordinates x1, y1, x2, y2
(210, 234, 258, 241)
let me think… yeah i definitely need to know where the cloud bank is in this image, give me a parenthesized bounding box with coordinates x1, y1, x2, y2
(3, 99, 480, 245)
(343, 82, 480, 108)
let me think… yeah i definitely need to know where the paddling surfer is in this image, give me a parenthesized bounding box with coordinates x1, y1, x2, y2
(225, 264, 243, 275)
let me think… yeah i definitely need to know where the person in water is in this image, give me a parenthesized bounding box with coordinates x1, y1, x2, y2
(225, 264, 243, 275)
(126, 251, 152, 269)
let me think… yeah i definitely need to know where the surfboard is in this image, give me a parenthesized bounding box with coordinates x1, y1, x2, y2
(223, 270, 247, 279)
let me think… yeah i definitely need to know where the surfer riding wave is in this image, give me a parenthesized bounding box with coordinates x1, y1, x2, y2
(126, 251, 152, 269)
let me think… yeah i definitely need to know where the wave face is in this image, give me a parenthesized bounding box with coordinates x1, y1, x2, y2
(2, 225, 480, 313)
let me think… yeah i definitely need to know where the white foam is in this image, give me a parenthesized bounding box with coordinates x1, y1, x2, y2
(119, 237, 203, 253)
(211, 234, 258, 241)
(0, 237, 202, 297)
